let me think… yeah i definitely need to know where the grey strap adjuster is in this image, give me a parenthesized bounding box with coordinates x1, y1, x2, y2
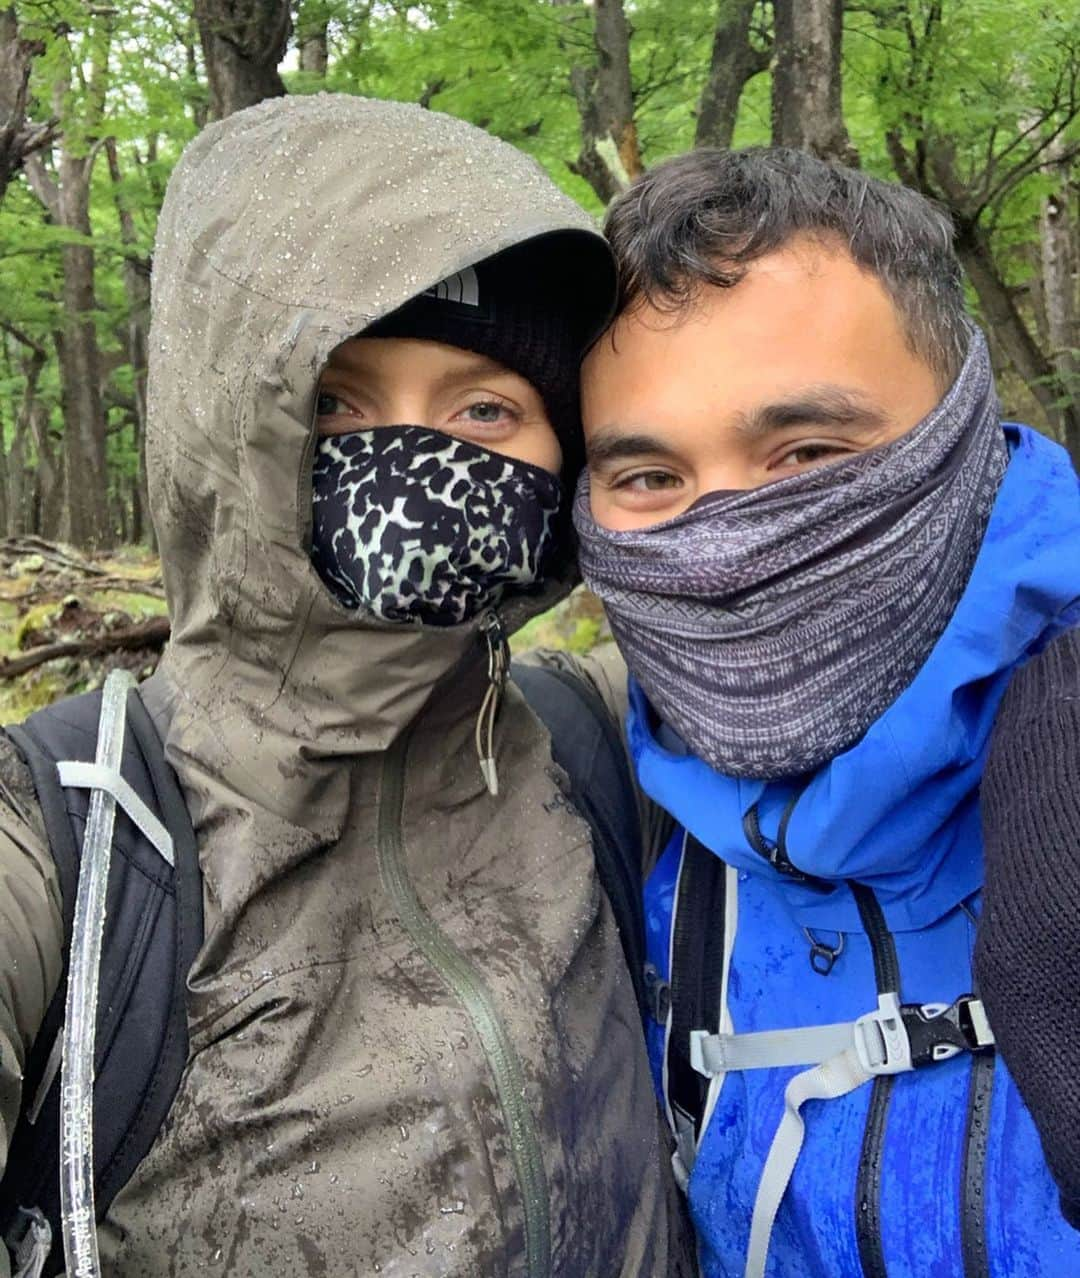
(56, 760, 174, 866)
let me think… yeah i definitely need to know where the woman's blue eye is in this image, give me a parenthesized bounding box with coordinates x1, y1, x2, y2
(466, 402, 506, 423)
(316, 391, 342, 416)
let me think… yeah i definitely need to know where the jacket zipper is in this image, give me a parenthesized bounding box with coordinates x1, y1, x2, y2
(377, 725, 551, 1278)
(850, 883, 898, 1278)
(960, 1052, 993, 1278)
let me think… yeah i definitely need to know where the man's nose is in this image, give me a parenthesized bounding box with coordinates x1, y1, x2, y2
(696, 460, 761, 496)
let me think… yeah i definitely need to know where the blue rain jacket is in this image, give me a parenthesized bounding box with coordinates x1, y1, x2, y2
(634, 427, 1080, 1277)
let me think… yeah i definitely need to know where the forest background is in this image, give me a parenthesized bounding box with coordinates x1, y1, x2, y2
(0, 0, 1077, 712)
(2, 0, 1079, 550)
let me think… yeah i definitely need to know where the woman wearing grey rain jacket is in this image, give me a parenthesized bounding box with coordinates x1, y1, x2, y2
(0, 96, 689, 1276)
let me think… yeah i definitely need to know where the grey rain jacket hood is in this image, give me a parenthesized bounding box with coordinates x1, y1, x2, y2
(0, 94, 689, 1275)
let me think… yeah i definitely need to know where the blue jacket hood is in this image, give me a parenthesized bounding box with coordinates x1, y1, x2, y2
(629, 425, 1080, 931)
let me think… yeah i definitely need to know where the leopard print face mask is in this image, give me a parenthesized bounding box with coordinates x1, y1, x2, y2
(310, 426, 562, 626)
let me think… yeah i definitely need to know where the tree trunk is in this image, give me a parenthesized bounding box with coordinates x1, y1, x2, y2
(24, 156, 112, 546)
(106, 138, 154, 549)
(30, 349, 61, 539)
(956, 216, 1080, 463)
(695, 0, 770, 150)
(184, 17, 209, 131)
(22, 21, 114, 547)
(1, 325, 46, 535)
(0, 6, 57, 205)
(60, 175, 111, 546)
(771, 0, 857, 164)
(194, 0, 291, 120)
(1039, 137, 1079, 426)
(297, 0, 329, 77)
(557, 0, 641, 205)
(592, 0, 641, 183)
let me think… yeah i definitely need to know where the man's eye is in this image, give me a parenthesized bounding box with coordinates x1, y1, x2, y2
(774, 443, 845, 469)
(617, 470, 681, 491)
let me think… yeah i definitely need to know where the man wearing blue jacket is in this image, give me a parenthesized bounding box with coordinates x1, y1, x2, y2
(574, 147, 1080, 1277)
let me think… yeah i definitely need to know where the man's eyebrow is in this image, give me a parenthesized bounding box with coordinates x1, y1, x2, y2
(585, 430, 683, 468)
(735, 386, 894, 437)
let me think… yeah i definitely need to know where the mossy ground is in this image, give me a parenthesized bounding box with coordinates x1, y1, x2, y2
(0, 548, 607, 722)
(0, 545, 167, 723)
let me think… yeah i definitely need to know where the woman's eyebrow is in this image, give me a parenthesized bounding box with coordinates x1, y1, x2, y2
(432, 354, 519, 384)
(586, 429, 682, 468)
(735, 386, 894, 436)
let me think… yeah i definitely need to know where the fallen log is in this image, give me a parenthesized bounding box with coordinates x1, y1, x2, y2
(0, 616, 170, 680)
(0, 575, 166, 603)
(0, 534, 108, 577)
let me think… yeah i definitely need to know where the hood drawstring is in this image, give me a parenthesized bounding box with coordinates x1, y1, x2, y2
(476, 611, 510, 796)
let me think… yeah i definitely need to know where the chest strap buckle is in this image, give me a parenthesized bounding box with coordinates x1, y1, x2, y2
(690, 992, 995, 1078)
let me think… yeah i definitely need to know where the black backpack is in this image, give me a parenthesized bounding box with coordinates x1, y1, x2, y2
(0, 660, 645, 1276)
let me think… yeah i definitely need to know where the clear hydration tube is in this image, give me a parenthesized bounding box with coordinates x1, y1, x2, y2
(59, 669, 135, 1278)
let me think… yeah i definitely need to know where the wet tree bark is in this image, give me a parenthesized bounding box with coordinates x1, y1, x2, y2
(695, 0, 770, 150)
(194, 0, 291, 120)
(557, 0, 641, 205)
(0, 6, 57, 206)
(771, 0, 857, 164)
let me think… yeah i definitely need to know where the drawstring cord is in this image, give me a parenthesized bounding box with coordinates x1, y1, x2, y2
(476, 611, 509, 796)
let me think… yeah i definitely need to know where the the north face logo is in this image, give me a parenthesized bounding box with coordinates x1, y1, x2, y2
(423, 265, 480, 307)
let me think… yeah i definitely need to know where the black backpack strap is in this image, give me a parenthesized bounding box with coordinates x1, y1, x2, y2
(665, 833, 728, 1144)
(511, 658, 647, 1018)
(0, 685, 202, 1275)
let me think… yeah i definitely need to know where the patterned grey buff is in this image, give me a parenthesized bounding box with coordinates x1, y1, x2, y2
(311, 426, 562, 626)
(574, 329, 1009, 779)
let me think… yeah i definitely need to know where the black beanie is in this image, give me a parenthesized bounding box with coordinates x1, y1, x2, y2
(364, 232, 614, 479)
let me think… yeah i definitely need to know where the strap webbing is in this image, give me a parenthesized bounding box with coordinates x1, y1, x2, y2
(692, 1021, 855, 1074)
(56, 760, 175, 866)
(744, 1047, 873, 1278)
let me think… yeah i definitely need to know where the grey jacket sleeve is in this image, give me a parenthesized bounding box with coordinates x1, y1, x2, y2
(0, 733, 64, 1257)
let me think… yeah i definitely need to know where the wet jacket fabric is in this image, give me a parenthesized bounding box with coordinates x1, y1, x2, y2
(636, 426, 1080, 1276)
(0, 95, 689, 1277)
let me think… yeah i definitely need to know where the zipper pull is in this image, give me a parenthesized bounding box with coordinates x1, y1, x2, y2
(475, 611, 509, 796)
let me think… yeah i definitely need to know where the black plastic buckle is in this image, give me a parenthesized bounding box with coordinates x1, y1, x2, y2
(901, 996, 995, 1068)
